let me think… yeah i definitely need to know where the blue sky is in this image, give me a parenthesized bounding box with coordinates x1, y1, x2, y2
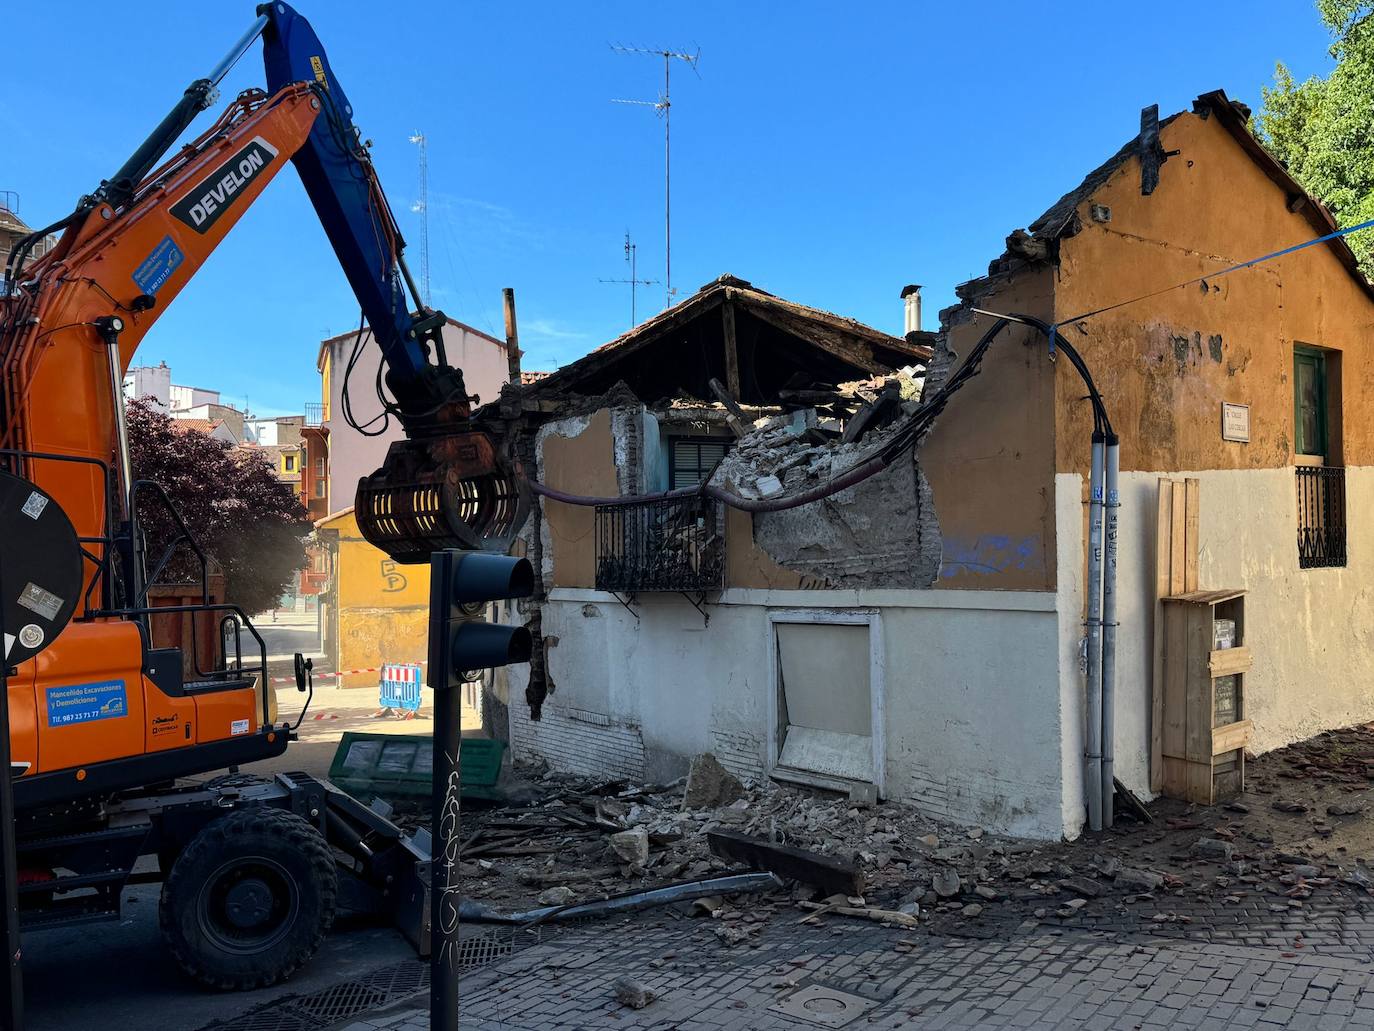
(3, 1, 1335, 416)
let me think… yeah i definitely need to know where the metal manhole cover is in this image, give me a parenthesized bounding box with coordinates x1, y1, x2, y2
(769, 984, 878, 1028)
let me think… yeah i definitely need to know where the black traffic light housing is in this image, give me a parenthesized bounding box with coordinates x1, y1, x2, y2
(426, 550, 534, 690)
(425, 548, 533, 1025)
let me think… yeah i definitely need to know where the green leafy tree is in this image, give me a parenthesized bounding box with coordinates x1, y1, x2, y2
(127, 398, 309, 615)
(1255, 1, 1374, 273)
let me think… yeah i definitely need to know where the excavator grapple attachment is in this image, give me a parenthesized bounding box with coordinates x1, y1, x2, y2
(355, 432, 528, 562)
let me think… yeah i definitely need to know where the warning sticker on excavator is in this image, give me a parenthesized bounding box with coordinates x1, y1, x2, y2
(132, 235, 185, 296)
(18, 582, 62, 621)
(46, 680, 128, 727)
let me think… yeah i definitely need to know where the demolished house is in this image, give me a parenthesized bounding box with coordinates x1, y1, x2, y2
(484, 90, 1374, 841)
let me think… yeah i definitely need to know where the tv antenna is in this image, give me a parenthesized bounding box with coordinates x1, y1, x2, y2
(610, 43, 700, 309)
(409, 130, 431, 307)
(599, 232, 659, 328)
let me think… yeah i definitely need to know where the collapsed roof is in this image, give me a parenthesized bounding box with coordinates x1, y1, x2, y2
(515, 274, 933, 407)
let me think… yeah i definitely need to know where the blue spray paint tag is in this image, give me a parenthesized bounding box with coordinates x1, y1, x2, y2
(46, 680, 128, 727)
(131, 236, 184, 296)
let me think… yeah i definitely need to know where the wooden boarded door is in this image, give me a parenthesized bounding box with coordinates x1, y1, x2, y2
(1151, 478, 1199, 793)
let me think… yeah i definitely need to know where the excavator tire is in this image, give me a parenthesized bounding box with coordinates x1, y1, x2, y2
(159, 807, 338, 991)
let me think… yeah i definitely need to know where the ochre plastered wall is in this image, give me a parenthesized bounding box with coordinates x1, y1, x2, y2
(542, 409, 620, 589)
(1054, 110, 1374, 476)
(922, 268, 1059, 592)
(540, 406, 815, 591)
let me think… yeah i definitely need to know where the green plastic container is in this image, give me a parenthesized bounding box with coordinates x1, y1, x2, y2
(328, 732, 507, 800)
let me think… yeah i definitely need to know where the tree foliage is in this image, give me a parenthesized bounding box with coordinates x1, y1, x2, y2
(127, 399, 309, 615)
(1255, 1, 1374, 274)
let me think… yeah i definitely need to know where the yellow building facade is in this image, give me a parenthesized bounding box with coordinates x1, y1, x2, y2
(315, 507, 430, 689)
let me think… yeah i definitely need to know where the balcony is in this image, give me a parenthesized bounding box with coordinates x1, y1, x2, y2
(304, 402, 326, 427)
(595, 495, 724, 594)
(1296, 464, 1346, 568)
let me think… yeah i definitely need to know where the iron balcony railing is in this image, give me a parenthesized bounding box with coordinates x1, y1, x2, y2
(1296, 464, 1347, 568)
(304, 402, 326, 427)
(595, 494, 724, 593)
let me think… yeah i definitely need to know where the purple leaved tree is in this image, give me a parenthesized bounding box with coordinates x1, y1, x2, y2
(126, 398, 310, 616)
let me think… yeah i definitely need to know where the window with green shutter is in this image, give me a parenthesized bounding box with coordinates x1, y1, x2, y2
(668, 438, 729, 490)
(1294, 347, 1327, 458)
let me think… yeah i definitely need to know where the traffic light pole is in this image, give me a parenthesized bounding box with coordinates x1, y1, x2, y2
(426, 549, 533, 1031)
(428, 553, 462, 1031)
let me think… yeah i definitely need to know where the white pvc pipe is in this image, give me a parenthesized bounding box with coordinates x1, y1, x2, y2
(1100, 438, 1120, 827)
(1085, 435, 1105, 833)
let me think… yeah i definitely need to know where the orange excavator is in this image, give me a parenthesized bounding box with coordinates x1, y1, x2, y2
(0, 3, 522, 989)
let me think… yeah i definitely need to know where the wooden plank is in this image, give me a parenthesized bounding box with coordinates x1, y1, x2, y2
(1161, 756, 1189, 799)
(1150, 480, 1171, 794)
(1184, 605, 1213, 765)
(502, 287, 523, 384)
(1212, 719, 1253, 756)
(1161, 604, 1189, 760)
(1155, 480, 1173, 601)
(1186, 759, 1214, 805)
(706, 829, 861, 896)
(1184, 477, 1201, 593)
(722, 300, 741, 401)
(1169, 480, 1187, 596)
(1165, 588, 1247, 604)
(1209, 646, 1253, 678)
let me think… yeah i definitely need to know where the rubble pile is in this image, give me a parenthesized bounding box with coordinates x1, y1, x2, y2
(456, 726, 1374, 941)
(709, 369, 922, 503)
(459, 753, 1041, 926)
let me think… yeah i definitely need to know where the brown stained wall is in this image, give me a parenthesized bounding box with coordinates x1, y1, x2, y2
(922, 268, 1060, 591)
(541, 409, 619, 589)
(724, 506, 812, 590)
(1053, 111, 1374, 476)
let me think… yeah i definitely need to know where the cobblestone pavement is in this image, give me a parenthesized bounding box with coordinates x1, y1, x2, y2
(332, 891, 1374, 1031)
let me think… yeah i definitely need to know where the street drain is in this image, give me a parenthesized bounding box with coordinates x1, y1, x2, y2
(198, 928, 552, 1031)
(291, 981, 389, 1021)
(769, 984, 878, 1028)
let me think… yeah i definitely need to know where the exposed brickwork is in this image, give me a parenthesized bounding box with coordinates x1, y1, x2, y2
(509, 702, 646, 779)
(711, 724, 766, 780)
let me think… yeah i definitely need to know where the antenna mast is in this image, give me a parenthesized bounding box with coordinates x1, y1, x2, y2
(599, 232, 659, 328)
(610, 43, 700, 309)
(409, 130, 431, 307)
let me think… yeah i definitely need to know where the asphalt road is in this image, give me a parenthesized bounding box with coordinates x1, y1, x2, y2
(21, 883, 417, 1031)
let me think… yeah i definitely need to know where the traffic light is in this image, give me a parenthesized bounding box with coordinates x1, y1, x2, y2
(426, 550, 534, 688)
(427, 548, 533, 1027)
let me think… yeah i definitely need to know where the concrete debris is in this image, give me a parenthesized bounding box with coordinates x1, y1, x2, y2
(610, 827, 650, 866)
(453, 721, 1374, 942)
(1190, 838, 1235, 861)
(683, 753, 746, 810)
(613, 976, 657, 1010)
(1059, 876, 1106, 899)
(1116, 868, 1164, 892)
(536, 886, 576, 906)
(932, 867, 961, 898)
(707, 368, 921, 504)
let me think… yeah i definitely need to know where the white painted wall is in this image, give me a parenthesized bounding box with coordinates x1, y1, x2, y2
(1055, 466, 1374, 812)
(124, 365, 171, 411)
(508, 586, 1071, 839)
(170, 384, 219, 411)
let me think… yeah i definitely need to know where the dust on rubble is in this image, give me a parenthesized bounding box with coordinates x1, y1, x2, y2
(446, 725, 1374, 941)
